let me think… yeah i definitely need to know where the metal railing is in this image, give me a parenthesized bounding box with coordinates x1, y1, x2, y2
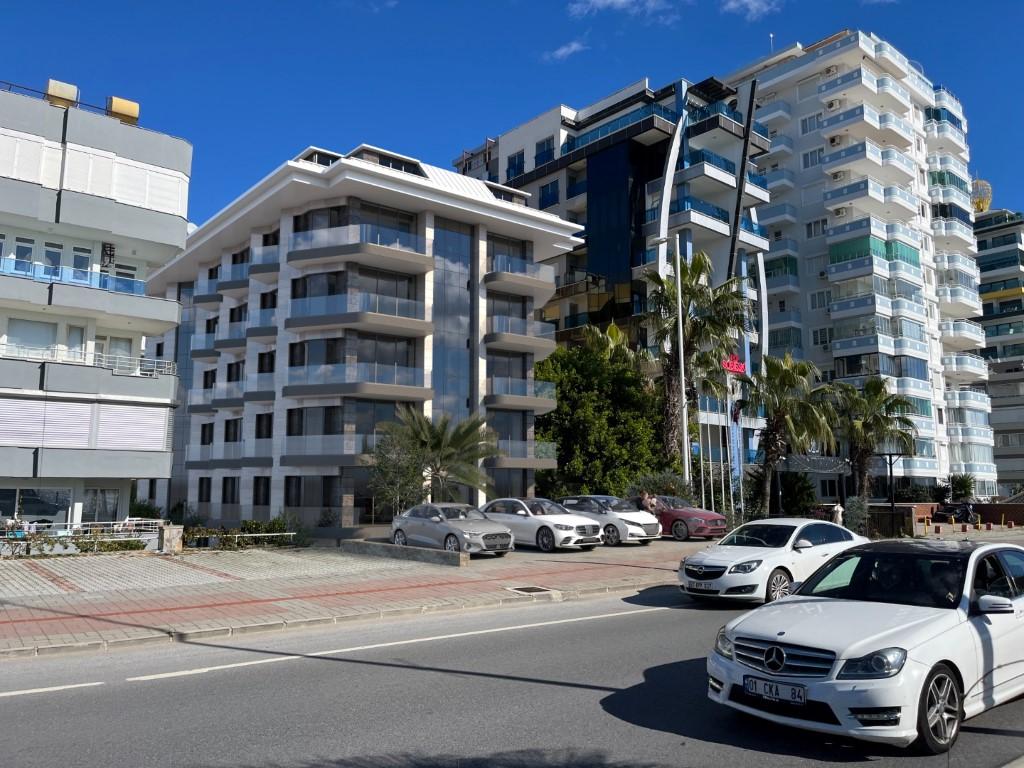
(290, 223, 423, 253)
(0, 342, 175, 376)
(0, 258, 147, 295)
(1, 518, 162, 538)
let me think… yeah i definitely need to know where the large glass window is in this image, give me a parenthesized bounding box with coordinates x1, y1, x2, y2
(293, 205, 347, 233)
(0, 489, 15, 517)
(357, 333, 411, 366)
(350, 400, 398, 436)
(17, 488, 72, 523)
(253, 477, 271, 507)
(81, 489, 118, 523)
(7, 318, 57, 351)
(433, 217, 473, 424)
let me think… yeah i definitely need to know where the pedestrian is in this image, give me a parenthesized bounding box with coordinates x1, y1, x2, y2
(640, 491, 657, 514)
(832, 503, 845, 527)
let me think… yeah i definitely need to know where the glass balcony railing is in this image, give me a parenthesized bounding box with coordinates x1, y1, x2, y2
(766, 135, 794, 153)
(252, 244, 279, 265)
(246, 372, 276, 391)
(488, 377, 556, 400)
(487, 316, 556, 337)
(290, 293, 425, 319)
(190, 333, 218, 351)
(283, 434, 378, 456)
(249, 308, 277, 327)
(290, 223, 423, 253)
(488, 254, 555, 282)
(214, 380, 245, 400)
(765, 169, 795, 187)
(566, 179, 587, 198)
(218, 321, 247, 341)
(680, 148, 736, 175)
(770, 238, 799, 254)
(287, 362, 427, 387)
(496, 440, 557, 460)
(562, 103, 678, 154)
(746, 170, 768, 189)
(221, 263, 250, 282)
(534, 148, 555, 166)
(0, 258, 147, 296)
(644, 195, 730, 224)
(741, 217, 767, 237)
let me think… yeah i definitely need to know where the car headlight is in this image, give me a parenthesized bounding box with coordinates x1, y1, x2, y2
(837, 648, 907, 679)
(728, 559, 762, 574)
(554, 524, 574, 531)
(461, 531, 483, 538)
(688, 518, 706, 526)
(715, 627, 734, 659)
(626, 521, 646, 529)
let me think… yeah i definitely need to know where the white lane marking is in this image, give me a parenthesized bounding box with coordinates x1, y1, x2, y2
(0, 682, 105, 698)
(127, 606, 669, 682)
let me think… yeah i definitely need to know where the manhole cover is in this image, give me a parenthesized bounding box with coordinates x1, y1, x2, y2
(506, 585, 551, 595)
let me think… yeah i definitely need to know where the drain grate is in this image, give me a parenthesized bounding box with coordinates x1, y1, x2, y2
(506, 585, 552, 595)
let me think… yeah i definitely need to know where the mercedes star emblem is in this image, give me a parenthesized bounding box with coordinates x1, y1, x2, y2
(764, 645, 787, 673)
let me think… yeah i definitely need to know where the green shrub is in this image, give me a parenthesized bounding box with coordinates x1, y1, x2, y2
(129, 499, 163, 519)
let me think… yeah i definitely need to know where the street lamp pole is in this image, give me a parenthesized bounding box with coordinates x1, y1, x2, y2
(672, 232, 692, 488)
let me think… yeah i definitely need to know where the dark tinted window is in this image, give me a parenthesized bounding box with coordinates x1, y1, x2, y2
(801, 551, 967, 608)
(802, 523, 846, 546)
(998, 550, 1024, 595)
(973, 555, 1014, 600)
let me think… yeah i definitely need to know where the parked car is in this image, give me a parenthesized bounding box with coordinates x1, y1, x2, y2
(557, 495, 661, 545)
(391, 503, 513, 556)
(480, 498, 602, 552)
(708, 540, 1024, 754)
(933, 503, 979, 525)
(617, 496, 726, 541)
(678, 518, 867, 602)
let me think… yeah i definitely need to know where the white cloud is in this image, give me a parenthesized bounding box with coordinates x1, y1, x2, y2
(544, 40, 590, 62)
(720, 0, 782, 20)
(568, 0, 672, 18)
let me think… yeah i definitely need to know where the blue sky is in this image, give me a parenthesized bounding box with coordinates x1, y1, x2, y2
(4, 0, 1021, 224)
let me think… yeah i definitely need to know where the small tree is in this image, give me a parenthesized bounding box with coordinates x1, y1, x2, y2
(844, 496, 870, 537)
(949, 473, 976, 502)
(369, 430, 430, 518)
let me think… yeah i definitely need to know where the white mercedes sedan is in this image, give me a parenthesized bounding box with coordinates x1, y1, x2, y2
(707, 540, 1024, 754)
(678, 518, 866, 603)
(480, 497, 603, 552)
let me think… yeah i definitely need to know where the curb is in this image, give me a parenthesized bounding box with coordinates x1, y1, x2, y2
(0, 577, 674, 660)
(1000, 757, 1024, 768)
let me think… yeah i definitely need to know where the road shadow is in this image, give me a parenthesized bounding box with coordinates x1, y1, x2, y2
(212, 750, 671, 768)
(621, 585, 743, 612)
(600, 657, 908, 763)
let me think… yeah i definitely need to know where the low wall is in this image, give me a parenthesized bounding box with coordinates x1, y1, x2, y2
(336, 539, 468, 567)
(973, 504, 1024, 525)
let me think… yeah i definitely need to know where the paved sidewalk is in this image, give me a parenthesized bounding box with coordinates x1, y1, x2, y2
(0, 541, 695, 658)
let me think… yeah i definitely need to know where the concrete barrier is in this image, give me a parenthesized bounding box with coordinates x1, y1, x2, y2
(337, 539, 468, 567)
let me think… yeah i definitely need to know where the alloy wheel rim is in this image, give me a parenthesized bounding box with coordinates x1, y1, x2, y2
(540, 530, 553, 549)
(673, 521, 687, 538)
(605, 526, 619, 545)
(926, 674, 960, 744)
(769, 574, 790, 600)
(445, 537, 458, 552)
(394, 531, 405, 545)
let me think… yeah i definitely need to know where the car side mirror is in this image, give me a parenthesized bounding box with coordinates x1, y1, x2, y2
(430, 516, 442, 523)
(978, 594, 1015, 614)
(515, 509, 527, 516)
(793, 538, 813, 550)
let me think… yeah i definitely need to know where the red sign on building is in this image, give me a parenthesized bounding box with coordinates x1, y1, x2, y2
(721, 353, 746, 375)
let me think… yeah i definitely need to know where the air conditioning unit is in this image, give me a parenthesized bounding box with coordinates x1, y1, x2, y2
(826, 100, 841, 112)
(819, 270, 828, 279)
(829, 136, 842, 147)
(824, 65, 839, 76)
(822, 343, 831, 351)
(834, 207, 848, 218)
(831, 171, 846, 182)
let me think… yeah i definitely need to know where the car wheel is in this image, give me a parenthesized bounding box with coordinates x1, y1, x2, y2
(603, 524, 621, 546)
(536, 527, 555, 553)
(392, 530, 407, 546)
(916, 664, 962, 754)
(671, 520, 690, 541)
(444, 535, 461, 553)
(765, 569, 791, 602)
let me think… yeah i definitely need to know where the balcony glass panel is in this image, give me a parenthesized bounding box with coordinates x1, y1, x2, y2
(289, 223, 423, 253)
(487, 316, 556, 337)
(0, 258, 146, 295)
(488, 377, 556, 399)
(287, 363, 427, 387)
(488, 254, 555, 282)
(562, 103, 678, 154)
(290, 293, 425, 319)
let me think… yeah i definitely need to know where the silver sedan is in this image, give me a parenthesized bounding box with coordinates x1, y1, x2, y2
(392, 503, 514, 555)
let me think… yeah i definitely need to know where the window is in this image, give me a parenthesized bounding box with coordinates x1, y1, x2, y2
(820, 478, 838, 497)
(198, 477, 212, 503)
(287, 408, 305, 436)
(226, 361, 244, 382)
(506, 150, 525, 181)
(7, 318, 57, 351)
(292, 270, 344, 299)
(200, 423, 214, 445)
(207, 265, 220, 281)
(258, 351, 275, 373)
(222, 477, 240, 504)
(202, 369, 217, 389)
(539, 180, 559, 209)
(72, 247, 91, 281)
(205, 316, 219, 334)
(285, 476, 302, 507)
(293, 205, 347, 233)
(805, 218, 828, 238)
(800, 113, 822, 135)
(534, 136, 555, 165)
(228, 303, 248, 323)
(260, 290, 278, 310)
(288, 342, 306, 368)
(155, 342, 164, 358)
(812, 327, 833, 346)
(255, 413, 273, 439)
(998, 550, 1024, 594)
(253, 476, 271, 507)
(15, 237, 34, 270)
(801, 147, 824, 169)
(809, 289, 833, 310)
(68, 326, 85, 359)
(224, 418, 242, 443)
(231, 248, 250, 265)
(11, 488, 70, 522)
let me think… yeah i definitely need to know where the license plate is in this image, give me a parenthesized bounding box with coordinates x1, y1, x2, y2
(744, 676, 806, 706)
(687, 581, 704, 590)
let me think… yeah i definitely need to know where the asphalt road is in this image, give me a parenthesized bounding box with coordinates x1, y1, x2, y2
(1, 588, 1022, 768)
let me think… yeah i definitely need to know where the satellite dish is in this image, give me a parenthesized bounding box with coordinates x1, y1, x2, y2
(972, 179, 993, 213)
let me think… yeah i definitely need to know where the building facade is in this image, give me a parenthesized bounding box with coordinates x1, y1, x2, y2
(146, 145, 581, 527)
(726, 29, 996, 498)
(455, 76, 771, 482)
(976, 208, 1024, 495)
(0, 79, 191, 525)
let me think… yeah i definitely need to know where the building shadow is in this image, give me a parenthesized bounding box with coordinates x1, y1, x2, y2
(620, 585, 743, 612)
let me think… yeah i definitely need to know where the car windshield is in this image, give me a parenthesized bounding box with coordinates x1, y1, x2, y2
(659, 496, 692, 509)
(719, 524, 795, 548)
(526, 499, 567, 516)
(438, 507, 485, 521)
(610, 499, 641, 512)
(799, 551, 968, 609)
(589, 496, 620, 509)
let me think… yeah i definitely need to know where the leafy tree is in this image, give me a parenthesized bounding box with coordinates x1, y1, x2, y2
(949, 473, 976, 502)
(737, 354, 835, 516)
(644, 250, 747, 461)
(831, 377, 916, 497)
(368, 430, 429, 518)
(580, 323, 651, 372)
(382, 406, 498, 501)
(535, 342, 665, 497)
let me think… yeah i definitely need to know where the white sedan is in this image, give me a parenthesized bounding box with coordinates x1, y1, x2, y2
(480, 497, 603, 552)
(556, 495, 661, 545)
(707, 540, 1024, 753)
(678, 518, 867, 602)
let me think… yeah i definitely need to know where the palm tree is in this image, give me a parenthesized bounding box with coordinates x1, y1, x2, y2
(737, 354, 836, 516)
(644, 250, 746, 460)
(580, 323, 651, 373)
(831, 377, 917, 498)
(382, 405, 499, 500)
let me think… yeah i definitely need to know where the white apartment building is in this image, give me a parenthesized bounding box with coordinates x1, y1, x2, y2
(146, 145, 581, 527)
(0, 79, 191, 524)
(727, 29, 996, 498)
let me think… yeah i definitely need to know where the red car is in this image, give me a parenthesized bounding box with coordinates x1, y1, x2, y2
(618, 496, 727, 541)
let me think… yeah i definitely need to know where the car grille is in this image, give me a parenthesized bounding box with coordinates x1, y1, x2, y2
(642, 523, 661, 536)
(728, 685, 840, 725)
(482, 533, 512, 550)
(683, 564, 727, 581)
(734, 637, 836, 678)
(575, 525, 599, 536)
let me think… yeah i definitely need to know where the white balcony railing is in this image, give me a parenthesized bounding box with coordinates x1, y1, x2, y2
(0, 343, 175, 376)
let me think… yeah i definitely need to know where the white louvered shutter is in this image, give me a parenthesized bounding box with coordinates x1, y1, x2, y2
(41, 402, 92, 448)
(0, 399, 45, 446)
(96, 404, 168, 451)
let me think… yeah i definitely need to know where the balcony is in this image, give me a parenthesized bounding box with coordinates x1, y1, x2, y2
(927, 153, 970, 180)
(946, 424, 994, 445)
(484, 254, 556, 301)
(214, 321, 247, 350)
(755, 99, 791, 125)
(534, 148, 555, 167)
(823, 176, 917, 220)
(939, 319, 985, 350)
(283, 362, 431, 400)
(0, 257, 146, 296)
(821, 104, 913, 147)
(644, 195, 731, 247)
(942, 352, 988, 382)
(213, 380, 245, 406)
(944, 388, 991, 412)
(933, 86, 964, 117)
(768, 309, 801, 325)
(826, 216, 920, 248)
(822, 140, 915, 184)
(247, 308, 278, 338)
(288, 223, 431, 274)
(190, 333, 219, 358)
(245, 371, 276, 398)
(252, 244, 280, 266)
(216, 263, 251, 295)
(817, 67, 911, 112)
(765, 168, 795, 191)
(739, 217, 769, 249)
(829, 292, 892, 320)
(282, 434, 377, 463)
(827, 254, 889, 282)
(925, 120, 968, 155)
(186, 442, 246, 462)
(562, 102, 678, 155)
(286, 292, 430, 336)
(567, 179, 587, 199)
(890, 297, 927, 321)
(484, 377, 557, 415)
(766, 271, 800, 294)
(759, 134, 794, 160)
(486, 440, 558, 470)
(758, 203, 798, 226)
(0, 342, 176, 378)
(484, 316, 557, 356)
(931, 218, 976, 249)
(769, 238, 799, 257)
(873, 42, 909, 77)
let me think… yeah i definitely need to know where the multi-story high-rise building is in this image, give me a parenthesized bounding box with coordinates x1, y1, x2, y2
(456, 77, 772, 486)
(146, 144, 581, 527)
(976, 208, 1024, 495)
(0, 79, 191, 525)
(726, 29, 996, 498)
